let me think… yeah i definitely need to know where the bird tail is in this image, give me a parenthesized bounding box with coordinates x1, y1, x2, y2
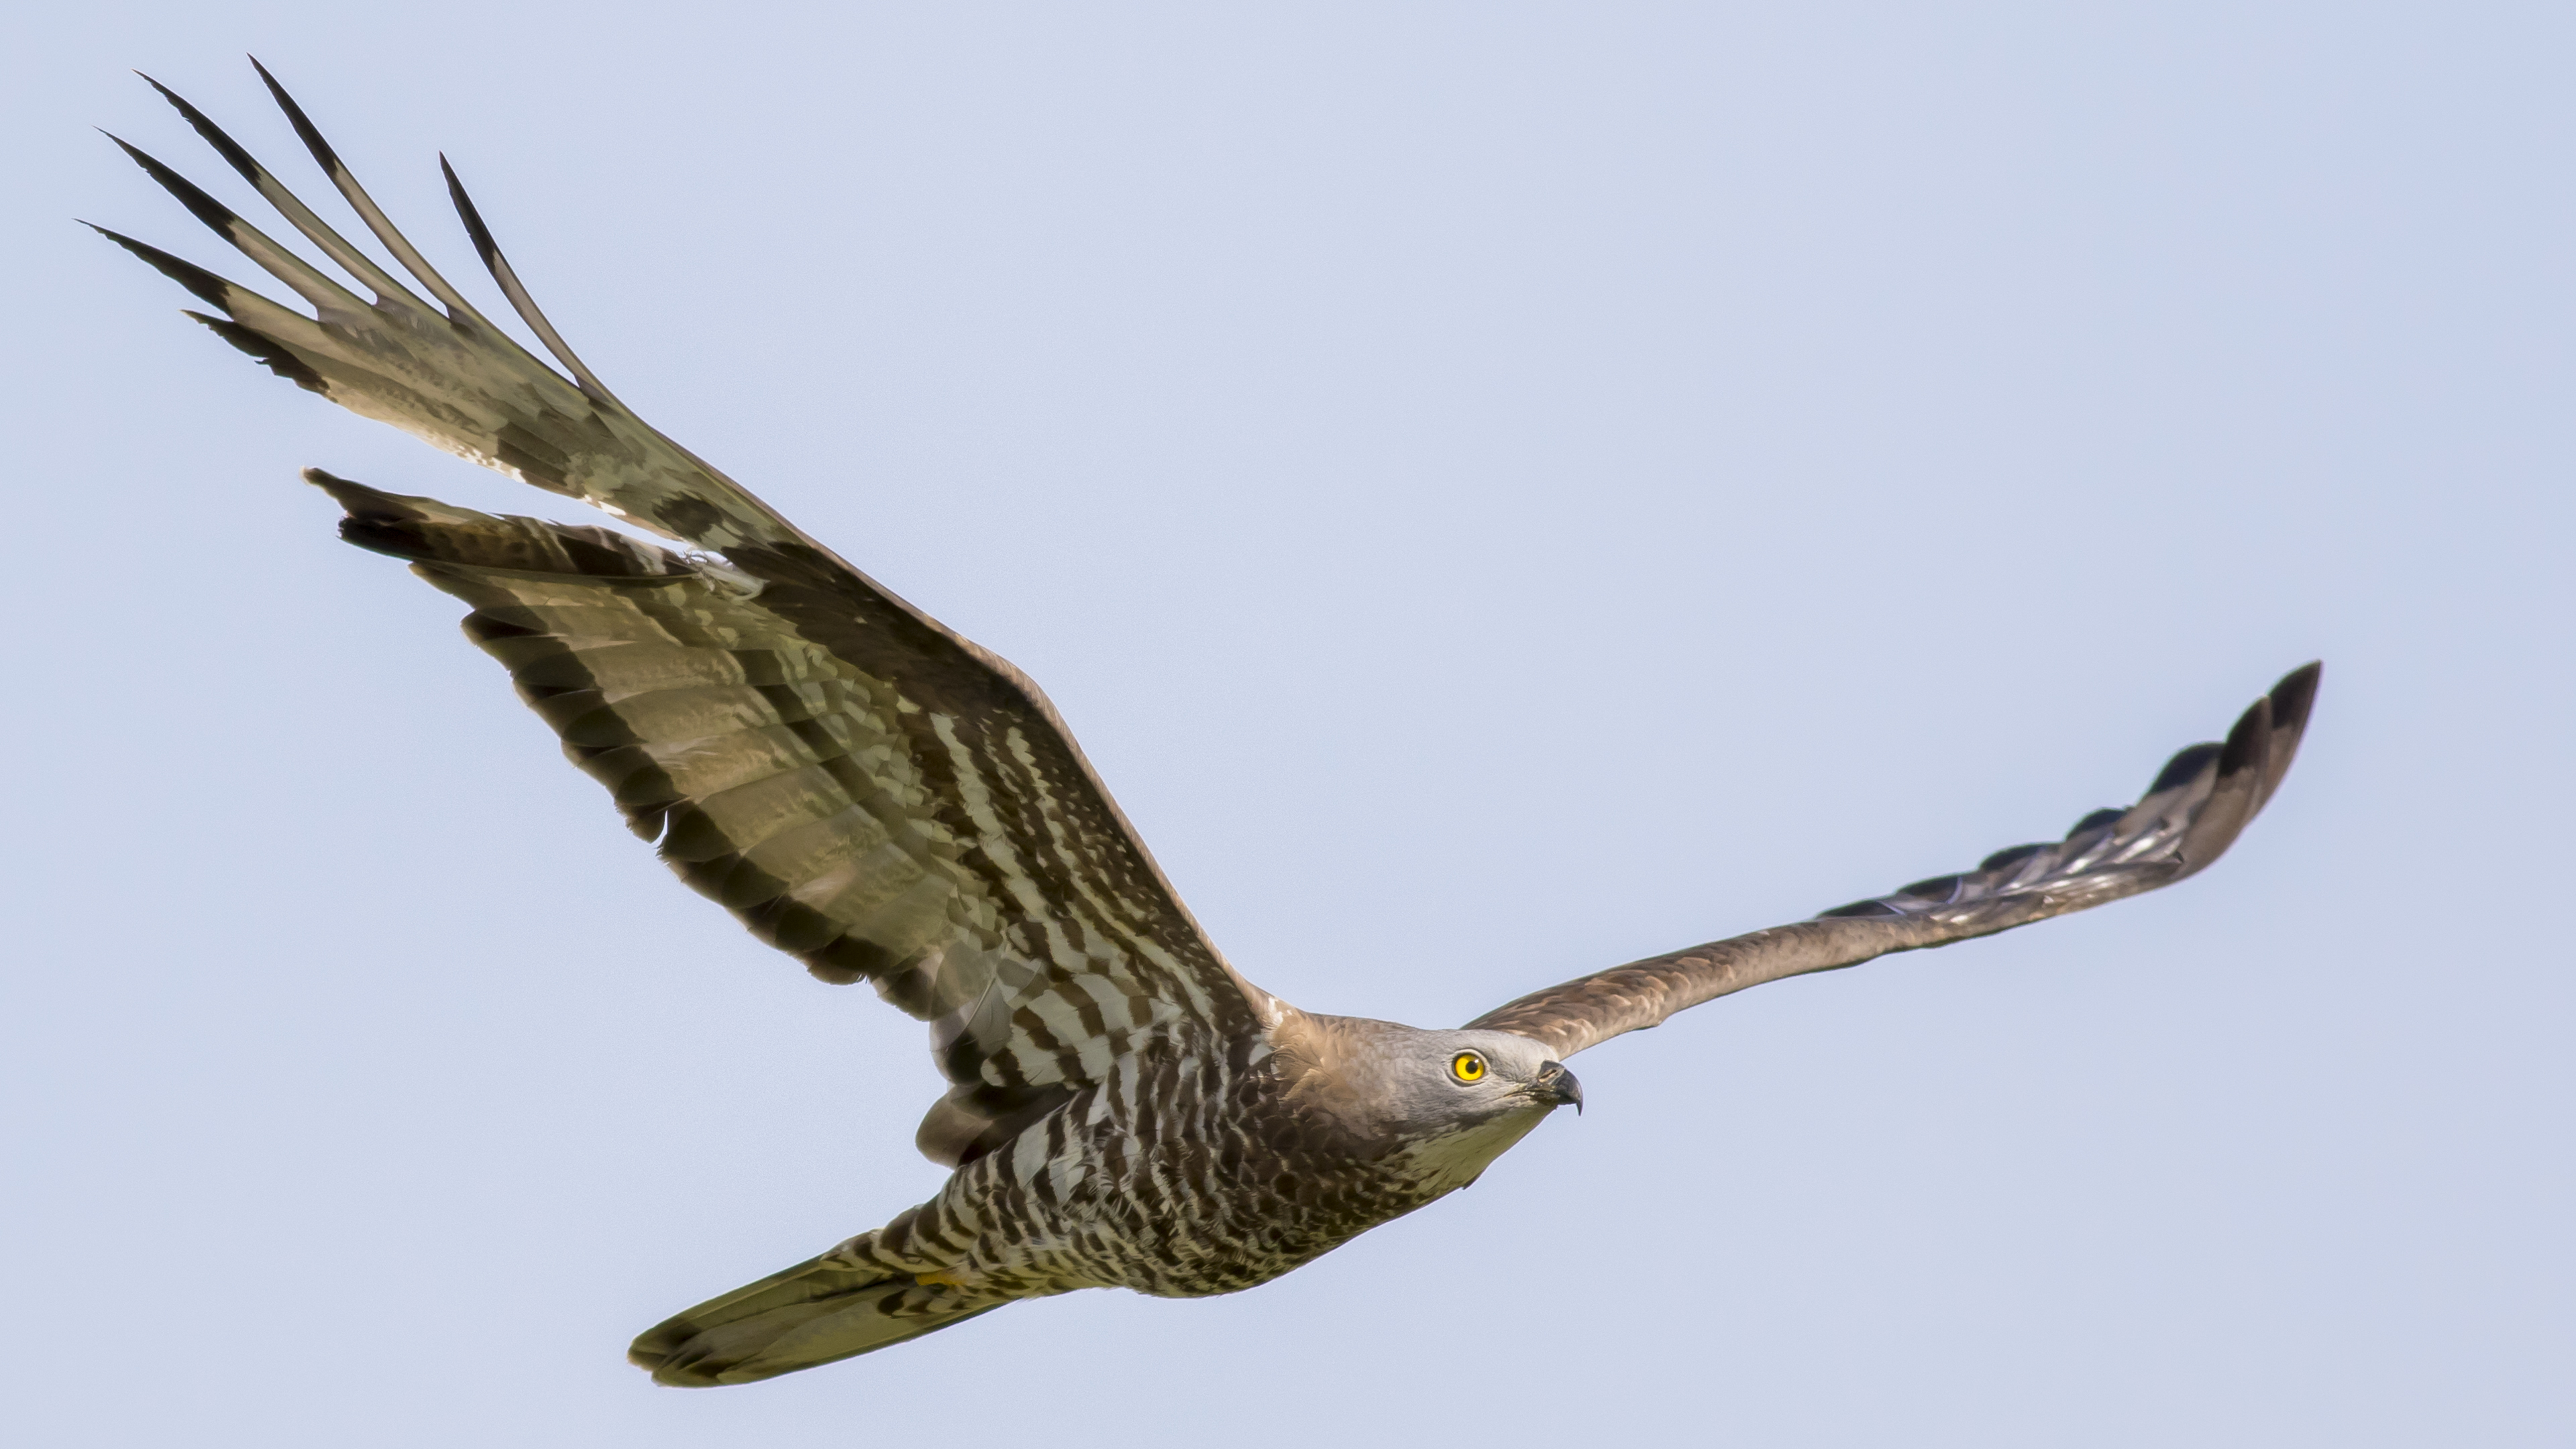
(630, 1242, 1006, 1387)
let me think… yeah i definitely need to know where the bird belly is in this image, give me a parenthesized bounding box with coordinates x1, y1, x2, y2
(887, 1092, 1456, 1302)
(859, 1051, 1507, 1305)
(1038, 1101, 1470, 1299)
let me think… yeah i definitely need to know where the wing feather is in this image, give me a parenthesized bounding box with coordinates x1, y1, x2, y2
(104, 64, 1271, 1167)
(317, 473, 1257, 1159)
(108, 66, 787, 549)
(1466, 663, 2320, 1059)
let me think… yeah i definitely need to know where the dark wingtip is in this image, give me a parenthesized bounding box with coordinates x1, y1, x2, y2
(2149, 740, 2223, 796)
(2069, 806, 2125, 835)
(2170, 686, 2279, 875)
(438, 153, 507, 272)
(2246, 660, 2322, 819)
(1979, 842, 2047, 873)
(2269, 661, 2322, 735)
(303, 466, 373, 504)
(138, 72, 264, 184)
(303, 468, 435, 525)
(2217, 693, 2274, 780)
(89, 222, 233, 309)
(250, 55, 343, 174)
(316, 472, 453, 560)
(103, 131, 247, 240)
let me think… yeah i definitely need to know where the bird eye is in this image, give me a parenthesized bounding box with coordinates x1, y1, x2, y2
(1450, 1051, 1487, 1083)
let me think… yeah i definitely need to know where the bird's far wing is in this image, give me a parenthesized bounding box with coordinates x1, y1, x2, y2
(103, 67, 1272, 1167)
(99, 62, 790, 555)
(1466, 663, 2320, 1060)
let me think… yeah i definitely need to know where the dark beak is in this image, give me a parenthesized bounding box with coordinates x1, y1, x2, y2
(1534, 1061, 1582, 1114)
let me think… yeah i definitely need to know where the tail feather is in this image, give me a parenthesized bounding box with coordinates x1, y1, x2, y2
(630, 1251, 1004, 1387)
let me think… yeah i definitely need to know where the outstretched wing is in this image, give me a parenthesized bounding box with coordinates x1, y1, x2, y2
(102, 65, 1271, 1165)
(1467, 663, 2320, 1059)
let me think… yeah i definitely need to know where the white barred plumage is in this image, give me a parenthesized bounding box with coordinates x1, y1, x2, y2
(101, 61, 2321, 1387)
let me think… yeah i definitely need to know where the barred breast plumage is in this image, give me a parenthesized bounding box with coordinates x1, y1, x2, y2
(841, 1014, 1491, 1303)
(103, 60, 2322, 1389)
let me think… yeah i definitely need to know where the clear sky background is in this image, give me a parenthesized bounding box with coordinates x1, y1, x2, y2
(5, 3, 2569, 1445)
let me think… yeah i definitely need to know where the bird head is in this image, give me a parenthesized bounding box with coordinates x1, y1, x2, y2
(1277, 1015, 1581, 1190)
(1408, 1028, 1583, 1119)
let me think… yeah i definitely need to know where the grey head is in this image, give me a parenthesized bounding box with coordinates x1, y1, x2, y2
(1275, 1013, 1582, 1193)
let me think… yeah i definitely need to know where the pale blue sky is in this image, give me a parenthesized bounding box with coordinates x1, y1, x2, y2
(6, 3, 2570, 1444)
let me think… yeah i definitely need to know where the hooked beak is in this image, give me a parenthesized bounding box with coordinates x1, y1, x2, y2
(1534, 1060, 1582, 1115)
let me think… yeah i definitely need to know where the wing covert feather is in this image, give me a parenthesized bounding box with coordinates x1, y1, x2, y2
(1466, 664, 2320, 1059)
(320, 475, 1263, 1163)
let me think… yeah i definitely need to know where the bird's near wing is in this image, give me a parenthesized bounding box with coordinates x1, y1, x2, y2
(1467, 663, 2320, 1060)
(102, 65, 1272, 1167)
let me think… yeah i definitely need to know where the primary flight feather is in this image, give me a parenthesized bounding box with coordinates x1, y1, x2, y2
(101, 62, 2320, 1387)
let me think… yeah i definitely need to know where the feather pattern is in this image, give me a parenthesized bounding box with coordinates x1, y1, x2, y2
(109, 65, 807, 551)
(1466, 663, 2320, 1059)
(101, 62, 2320, 1385)
(104, 66, 1271, 1167)
(316, 474, 1258, 1165)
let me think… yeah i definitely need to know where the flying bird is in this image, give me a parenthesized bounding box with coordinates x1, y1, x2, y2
(100, 64, 2320, 1387)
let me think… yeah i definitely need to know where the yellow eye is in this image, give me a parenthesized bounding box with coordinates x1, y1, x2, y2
(1450, 1051, 1487, 1083)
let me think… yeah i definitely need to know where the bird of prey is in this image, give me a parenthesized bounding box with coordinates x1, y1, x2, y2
(101, 64, 2320, 1387)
